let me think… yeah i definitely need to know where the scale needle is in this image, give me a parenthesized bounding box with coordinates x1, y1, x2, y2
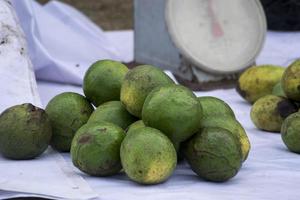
(208, 0, 224, 38)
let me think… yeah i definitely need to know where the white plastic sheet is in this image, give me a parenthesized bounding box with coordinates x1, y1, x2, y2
(11, 0, 128, 85)
(0, 149, 98, 200)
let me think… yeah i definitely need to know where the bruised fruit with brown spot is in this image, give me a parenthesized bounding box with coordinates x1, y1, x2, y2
(251, 95, 287, 132)
(0, 103, 52, 160)
(71, 122, 125, 176)
(46, 92, 94, 152)
(277, 99, 298, 118)
(183, 127, 243, 182)
(237, 65, 284, 104)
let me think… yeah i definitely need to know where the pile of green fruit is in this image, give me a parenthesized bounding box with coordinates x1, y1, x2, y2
(237, 60, 300, 153)
(0, 60, 251, 184)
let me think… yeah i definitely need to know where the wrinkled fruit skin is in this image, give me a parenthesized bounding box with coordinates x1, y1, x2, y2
(126, 120, 145, 135)
(83, 60, 129, 106)
(272, 82, 286, 97)
(183, 127, 243, 182)
(237, 65, 284, 104)
(251, 95, 294, 132)
(0, 103, 52, 160)
(88, 101, 137, 130)
(46, 92, 94, 152)
(198, 96, 235, 119)
(120, 127, 177, 184)
(281, 60, 300, 101)
(142, 85, 202, 151)
(201, 117, 250, 162)
(71, 122, 125, 176)
(281, 112, 300, 153)
(120, 65, 174, 118)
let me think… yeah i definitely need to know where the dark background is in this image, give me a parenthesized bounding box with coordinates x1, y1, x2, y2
(37, 0, 133, 30)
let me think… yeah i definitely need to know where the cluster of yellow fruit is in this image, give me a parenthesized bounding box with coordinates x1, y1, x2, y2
(237, 60, 300, 153)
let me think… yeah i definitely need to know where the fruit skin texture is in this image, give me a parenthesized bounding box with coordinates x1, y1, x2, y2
(281, 112, 300, 153)
(83, 60, 129, 106)
(0, 103, 52, 160)
(281, 60, 300, 101)
(251, 95, 286, 132)
(88, 101, 137, 130)
(272, 82, 286, 97)
(142, 85, 202, 151)
(126, 120, 145, 135)
(198, 96, 235, 119)
(45, 92, 94, 152)
(236, 65, 285, 104)
(201, 117, 250, 162)
(120, 127, 177, 184)
(71, 122, 125, 176)
(120, 65, 174, 118)
(183, 127, 242, 182)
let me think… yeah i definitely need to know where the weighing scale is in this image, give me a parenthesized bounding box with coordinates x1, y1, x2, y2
(134, 0, 267, 90)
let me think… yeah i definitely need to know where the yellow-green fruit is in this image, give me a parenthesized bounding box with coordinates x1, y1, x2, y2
(281, 112, 300, 153)
(237, 65, 285, 103)
(71, 122, 125, 176)
(272, 82, 286, 97)
(120, 65, 174, 118)
(126, 120, 145, 135)
(88, 101, 137, 130)
(250, 95, 285, 132)
(46, 92, 94, 152)
(142, 85, 202, 151)
(120, 127, 177, 184)
(183, 127, 243, 182)
(281, 60, 300, 101)
(83, 60, 129, 106)
(201, 117, 250, 162)
(0, 104, 52, 160)
(198, 96, 235, 119)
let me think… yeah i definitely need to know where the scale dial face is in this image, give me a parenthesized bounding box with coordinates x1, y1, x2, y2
(166, 0, 266, 74)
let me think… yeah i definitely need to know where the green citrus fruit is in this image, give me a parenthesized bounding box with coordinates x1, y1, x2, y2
(83, 60, 128, 106)
(46, 92, 94, 152)
(71, 121, 125, 176)
(120, 127, 177, 184)
(0, 103, 52, 159)
(120, 65, 174, 118)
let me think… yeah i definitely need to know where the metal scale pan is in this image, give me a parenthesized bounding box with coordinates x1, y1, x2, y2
(134, 0, 267, 90)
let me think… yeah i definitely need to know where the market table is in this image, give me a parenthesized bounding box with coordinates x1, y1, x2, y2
(2, 42, 300, 199)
